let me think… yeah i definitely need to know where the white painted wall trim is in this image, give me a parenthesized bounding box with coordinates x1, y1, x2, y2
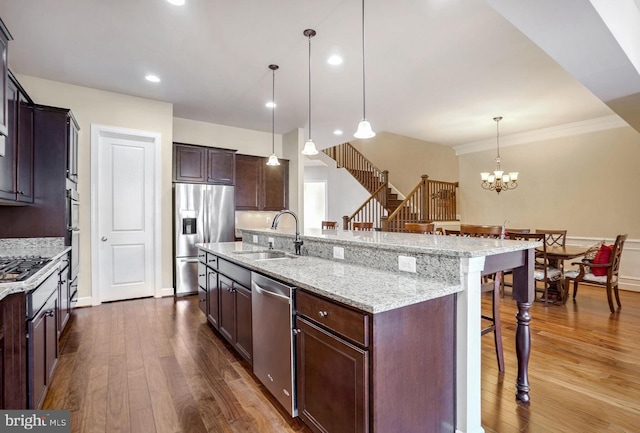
(565, 235, 640, 292)
(453, 115, 628, 155)
(90, 124, 163, 305)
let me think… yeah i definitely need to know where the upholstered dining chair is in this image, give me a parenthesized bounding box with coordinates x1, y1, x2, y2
(404, 222, 437, 234)
(352, 221, 374, 231)
(506, 232, 561, 305)
(565, 234, 627, 313)
(321, 221, 337, 229)
(458, 224, 505, 371)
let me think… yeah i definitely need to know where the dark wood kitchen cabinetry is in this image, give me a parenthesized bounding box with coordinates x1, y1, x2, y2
(235, 154, 289, 211)
(198, 249, 252, 365)
(295, 289, 455, 433)
(173, 142, 236, 185)
(0, 72, 34, 204)
(28, 287, 58, 410)
(0, 19, 12, 137)
(0, 104, 79, 239)
(57, 254, 70, 339)
(0, 293, 26, 409)
(217, 258, 252, 365)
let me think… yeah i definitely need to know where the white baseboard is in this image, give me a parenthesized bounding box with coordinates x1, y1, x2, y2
(73, 296, 93, 308)
(156, 286, 174, 298)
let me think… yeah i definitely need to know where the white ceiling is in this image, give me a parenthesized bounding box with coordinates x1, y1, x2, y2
(0, 0, 620, 150)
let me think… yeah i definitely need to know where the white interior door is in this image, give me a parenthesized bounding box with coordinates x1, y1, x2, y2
(95, 129, 157, 302)
(304, 181, 327, 229)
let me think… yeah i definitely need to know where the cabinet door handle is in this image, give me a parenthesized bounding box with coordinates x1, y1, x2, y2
(292, 328, 302, 336)
(45, 310, 55, 317)
(318, 311, 328, 318)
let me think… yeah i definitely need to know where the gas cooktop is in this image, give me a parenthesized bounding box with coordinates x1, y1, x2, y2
(0, 256, 51, 282)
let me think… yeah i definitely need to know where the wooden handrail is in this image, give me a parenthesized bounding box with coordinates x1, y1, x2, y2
(382, 176, 458, 232)
(342, 183, 388, 230)
(323, 143, 387, 196)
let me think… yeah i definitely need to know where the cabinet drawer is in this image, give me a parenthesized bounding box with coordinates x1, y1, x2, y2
(198, 250, 207, 264)
(218, 258, 251, 288)
(206, 253, 217, 269)
(296, 290, 369, 347)
(198, 261, 207, 289)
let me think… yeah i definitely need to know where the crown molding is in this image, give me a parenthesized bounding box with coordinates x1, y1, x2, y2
(452, 115, 629, 155)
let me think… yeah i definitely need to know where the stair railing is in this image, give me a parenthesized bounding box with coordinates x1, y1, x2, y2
(342, 183, 388, 230)
(323, 143, 387, 198)
(381, 176, 459, 232)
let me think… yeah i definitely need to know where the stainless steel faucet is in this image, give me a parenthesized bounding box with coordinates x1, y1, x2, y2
(271, 210, 303, 255)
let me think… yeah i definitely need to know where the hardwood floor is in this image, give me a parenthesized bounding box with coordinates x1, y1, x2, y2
(43, 284, 640, 433)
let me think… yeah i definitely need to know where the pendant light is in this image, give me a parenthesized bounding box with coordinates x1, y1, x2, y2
(266, 64, 281, 166)
(480, 116, 519, 194)
(354, 0, 375, 139)
(301, 29, 319, 156)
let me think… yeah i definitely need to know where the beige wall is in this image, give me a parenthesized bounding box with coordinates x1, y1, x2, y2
(17, 74, 174, 300)
(458, 126, 640, 239)
(173, 117, 280, 157)
(350, 131, 459, 195)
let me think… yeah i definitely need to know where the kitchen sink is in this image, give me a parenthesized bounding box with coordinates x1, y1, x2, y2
(233, 250, 298, 261)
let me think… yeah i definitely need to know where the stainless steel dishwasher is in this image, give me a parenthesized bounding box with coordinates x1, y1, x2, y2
(251, 272, 297, 417)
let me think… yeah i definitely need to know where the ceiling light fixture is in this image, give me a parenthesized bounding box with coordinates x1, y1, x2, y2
(333, 129, 343, 136)
(327, 55, 343, 66)
(354, 0, 375, 139)
(480, 116, 519, 194)
(145, 74, 161, 83)
(301, 29, 319, 156)
(166, 0, 185, 6)
(266, 64, 281, 166)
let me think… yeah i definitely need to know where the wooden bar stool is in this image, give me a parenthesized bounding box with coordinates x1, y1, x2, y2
(404, 222, 436, 234)
(353, 222, 373, 231)
(321, 221, 337, 229)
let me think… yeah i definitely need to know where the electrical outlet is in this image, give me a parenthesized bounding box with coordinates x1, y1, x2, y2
(268, 237, 275, 245)
(398, 255, 417, 273)
(333, 246, 345, 260)
(252, 235, 258, 243)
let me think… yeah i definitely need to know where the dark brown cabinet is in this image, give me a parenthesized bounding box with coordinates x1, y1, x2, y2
(0, 19, 11, 137)
(198, 250, 252, 365)
(173, 142, 236, 185)
(235, 154, 289, 211)
(0, 105, 79, 239)
(0, 293, 26, 409)
(28, 287, 58, 410)
(0, 73, 33, 204)
(206, 267, 219, 328)
(57, 256, 70, 339)
(295, 289, 455, 433)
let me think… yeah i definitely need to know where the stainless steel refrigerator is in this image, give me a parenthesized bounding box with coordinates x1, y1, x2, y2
(173, 183, 235, 296)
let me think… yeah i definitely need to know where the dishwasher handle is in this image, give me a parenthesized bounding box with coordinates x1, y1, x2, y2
(252, 281, 291, 302)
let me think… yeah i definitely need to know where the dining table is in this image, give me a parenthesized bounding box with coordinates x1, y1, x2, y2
(537, 245, 592, 303)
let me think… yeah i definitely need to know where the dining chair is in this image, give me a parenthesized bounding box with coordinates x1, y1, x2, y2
(458, 224, 505, 371)
(353, 221, 374, 231)
(404, 222, 436, 234)
(564, 234, 627, 313)
(321, 221, 337, 229)
(444, 229, 460, 236)
(535, 229, 567, 247)
(506, 232, 560, 305)
(500, 228, 531, 296)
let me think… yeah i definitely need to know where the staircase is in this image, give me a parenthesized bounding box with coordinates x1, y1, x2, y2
(322, 142, 458, 231)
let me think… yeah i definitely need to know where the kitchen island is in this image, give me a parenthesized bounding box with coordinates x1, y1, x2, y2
(198, 228, 538, 433)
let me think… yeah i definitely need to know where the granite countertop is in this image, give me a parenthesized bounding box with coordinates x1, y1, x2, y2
(0, 244, 71, 302)
(197, 242, 463, 314)
(242, 227, 539, 258)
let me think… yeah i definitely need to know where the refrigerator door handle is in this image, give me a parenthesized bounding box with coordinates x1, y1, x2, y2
(179, 258, 199, 263)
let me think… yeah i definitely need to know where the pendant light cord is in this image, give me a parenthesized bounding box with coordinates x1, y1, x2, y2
(272, 67, 275, 153)
(361, 0, 366, 120)
(308, 33, 312, 141)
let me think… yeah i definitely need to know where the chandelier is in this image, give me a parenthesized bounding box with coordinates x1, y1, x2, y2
(480, 116, 518, 194)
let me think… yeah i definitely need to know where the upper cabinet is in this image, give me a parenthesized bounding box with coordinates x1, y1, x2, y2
(0, 19, 12, 137)
(235, 154, 288, 211)
(0, 72, 34, 204)
(173, 142, 236, 185)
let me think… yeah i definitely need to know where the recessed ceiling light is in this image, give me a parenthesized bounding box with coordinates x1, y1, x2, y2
(167, 0, 185, 5)
(145, 74, 161, 83)
(327, 55, 343, 65)
(333, 129, 343, 136)
(265, 101, 276, 108)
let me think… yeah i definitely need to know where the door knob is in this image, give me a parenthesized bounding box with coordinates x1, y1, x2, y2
(101, 236, 108, 241)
